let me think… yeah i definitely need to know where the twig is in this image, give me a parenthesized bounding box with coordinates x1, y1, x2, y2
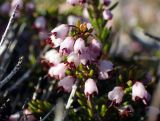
(0, 3, 19, 46)
(0, 56, 23, 89)
(40, 106, 55, 121)
(66, 80, 79, 110)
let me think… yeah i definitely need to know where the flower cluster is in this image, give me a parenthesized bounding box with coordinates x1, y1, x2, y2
(42, 22, 113, 99)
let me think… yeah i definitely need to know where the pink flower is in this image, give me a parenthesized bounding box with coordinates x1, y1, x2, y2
(59, 37, 75, 55)
(108, 86, 124, 104)
(89, 39, 102, 59)
(50, 35, 63, 48)
(103, 9, 113, 20)
(34, 16, 46, 30)
(78, 47, 92, 65)
(48, 63, 67, 79)
(44, 49, 62, 65)
(67, 52, 80, 67)
(74, 38, 86, 54)
(84, 78, 98, 99)
(25, 2, 35, 13)
(103, 0, 111, 6)
(51, 24, 69, 40)
(58, 76, 75, 92)
(98, 60, 113, 80)
(67, 0, 79, 5)
(132, 82, 149, 104)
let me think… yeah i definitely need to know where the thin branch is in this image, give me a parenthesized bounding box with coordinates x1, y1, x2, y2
(40, 106, 55, 121)
(0, 3, 19, 46)
(0, 56, 23, 89)
(66, 80, 79, 110)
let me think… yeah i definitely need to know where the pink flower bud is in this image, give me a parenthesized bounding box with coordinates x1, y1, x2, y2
(108, 86, 124, 104)
(51, 24, 69, 40)
(58, 76, 75, 92)
(84, 78, 98, 98)
(0, 2, 10, 14)
(59, 37, 74, 55)
(25, 2, 35, 13)
(48, 63, 67, 79)
(89, 39, 102, 59)
(98, 60, 113, 80)
(50, 35, 63, 48)
(79, 47, 92, 65)
(34, 16, 46, 30)
(103, 9, 113, 20)
(132, 82, 149, 104)
(67, 52, 80, 67)
(67, 0, 79, 5)
(44, 49, 62, 65)
(103, 0, 111, 6)
(74, 38, 86, 54)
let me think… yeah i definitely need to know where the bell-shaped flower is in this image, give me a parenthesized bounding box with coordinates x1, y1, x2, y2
(50, 35, 63, 48)
(103, 9, 113, 20)
(51, 24, 69, 40)
(103, 0, 111, 6)
(67, 52, 80, 67)
(98, 60, 113, 80)
(132, 82, 149, 104)
(89, 39, 102, 59)
(67, 0, 79, 5)
(74, 38, 86, 54)
(48, 63, 67, 79)
(108, 86, 124, 104)
(84, 78, 98, 99)
(79, 47, 92, 65)
(58, 76, 75, 93)
(59, 37, 74, 55)
(44, 49, 62, 66)
(34, 16, 46, 30)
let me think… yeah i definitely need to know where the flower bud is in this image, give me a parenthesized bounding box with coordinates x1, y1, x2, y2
(44, 49, 62, 65)
(84, 78, 98, 98)
(103, 9, 113, 20)
(108, 86, 124, 104)
(103, 0, 111, 6)
(48, 63, 67, 79)
(67, 52, 80, 67)
(34, 16, 46, 30)
(58, 76, 75, 92)
(50, 36, 63, 48)
(132, 82, 149, 104)
(89, 39, 102, 59)
(98, 60, 113, 80)
(51, 24, 69, 40)
(25, 2, 35, 13)
(74, 38, 86, 54)
(59, 37, 74, 55)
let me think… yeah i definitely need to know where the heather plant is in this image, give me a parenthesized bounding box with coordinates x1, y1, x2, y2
(0, 0, 159, 121)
